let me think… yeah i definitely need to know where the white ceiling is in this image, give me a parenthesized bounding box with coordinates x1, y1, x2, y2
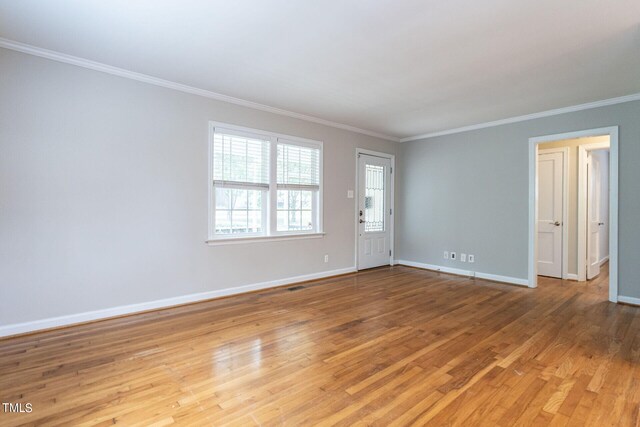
(1, 0, 639, 140)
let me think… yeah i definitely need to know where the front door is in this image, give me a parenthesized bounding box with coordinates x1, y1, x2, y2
(358, 154, 391, 270)
(537, 151, 564, 278)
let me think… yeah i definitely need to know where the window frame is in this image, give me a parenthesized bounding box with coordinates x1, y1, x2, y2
(207, 121, 323, 244)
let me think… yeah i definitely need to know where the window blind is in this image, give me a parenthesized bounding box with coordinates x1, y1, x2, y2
(276, 140, 320, 191)
(213, 129, 270, 190)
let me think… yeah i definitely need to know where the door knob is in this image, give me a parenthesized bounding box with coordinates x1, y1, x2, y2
(598, 222, 605, 226)
(549, 221, 561, 226)
(359, 219, 365, 224)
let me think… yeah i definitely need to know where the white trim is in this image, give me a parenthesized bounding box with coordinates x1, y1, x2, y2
(578, 141, 611, 282)
(4, 37, 639, 145)
(618, 296, 640, 306)
(396, 260, 529, 287)
(401, 93, 640, 142)
(529, 128, 617, 145)
(355, 148, 396, 269)
(567, 274, 579, 281)
(538, 147, 570, 280)
(475, 272, 529, 287)
(528, 127, 618, 302)
(577, 146, 587, 281)
(562, 147, 570, 281)
(609, 129, 619, 303)
(206, 232, 325, 246)
(0, 38, 398, 142)
(600, 255, 610, 266)
(397, 260, 472, 277)
(0, 266, 355, 338)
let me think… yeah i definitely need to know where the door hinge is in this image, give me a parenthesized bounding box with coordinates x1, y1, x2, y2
(390, 167, 393, 173)
(389, 250, 392, 256)
(390, 208, 393, 215)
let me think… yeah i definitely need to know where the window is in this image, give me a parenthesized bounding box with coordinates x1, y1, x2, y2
(277, 141, 320, 232)
(364, 164, 385, 232)
(212, 130, 269, 235)
(209, 123, 323, 241)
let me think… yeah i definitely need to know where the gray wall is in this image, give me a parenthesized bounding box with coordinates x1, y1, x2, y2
(397, 100, 640, 297)
(0, 48, 397, 326)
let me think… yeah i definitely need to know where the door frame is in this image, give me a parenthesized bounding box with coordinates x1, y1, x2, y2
(537, 147, 570, 280)
(578, 142, 610, 282)
(528, 126, 618, 302)
(355, 148, 395, 270)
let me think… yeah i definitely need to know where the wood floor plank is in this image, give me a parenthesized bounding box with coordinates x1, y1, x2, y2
(1, 263, 638, 425)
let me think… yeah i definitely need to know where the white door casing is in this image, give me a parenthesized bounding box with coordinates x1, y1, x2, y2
(529, 126, 618, 302)
(537, 151, 564, 278)
(357, 154, 391, 270)
(587, 152, 603, 279)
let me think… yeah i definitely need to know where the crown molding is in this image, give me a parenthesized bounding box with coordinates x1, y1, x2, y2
(0, 37, 400, 142)
(400, 92, 640, 142)
(2, 37, 639, 144)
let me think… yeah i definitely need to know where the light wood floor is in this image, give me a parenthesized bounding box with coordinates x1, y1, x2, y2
(1, 263, 637, 426)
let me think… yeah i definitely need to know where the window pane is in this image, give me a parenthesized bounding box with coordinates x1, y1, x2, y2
(215, 188, 231, 209)
(277, 211, 288, 231)
(301, 211, 313, 230)
(228, 189, 246, 209)
(277, 190, 286, 210)
(230, 140, 247, 182)
(246, 139, 265, 184)
(248, 210, 262, 233)
(276, 189, 316, 232)
(289, 162, 300, 184)
(365, 164, 385, 232)
(215, 210, 232, 234)
(248, 190, 262, 210)
(288, 211, 301, 230)
(232, 211, 248, 234)
(288, 190, 301, 210)
(301, 191, 312, 209)
(277, 143, 320, 186)
(213, 132, 269, 184)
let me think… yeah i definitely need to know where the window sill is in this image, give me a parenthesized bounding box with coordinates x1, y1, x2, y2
(206, 232, 325, 246)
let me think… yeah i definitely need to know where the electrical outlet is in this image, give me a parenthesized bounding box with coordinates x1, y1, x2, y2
(461, 253, 467, 262)
(347, 190, 354, 199)
(450, 252, 457, 260)
(324, 254, 329, 263)
(444, 251, 449, 260)
(468, 254, 475, 263)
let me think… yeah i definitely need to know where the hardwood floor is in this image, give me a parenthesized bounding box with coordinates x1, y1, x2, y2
(1, 264, 637, 426)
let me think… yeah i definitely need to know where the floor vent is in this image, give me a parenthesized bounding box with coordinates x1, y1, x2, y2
(287, 286, 305, 291)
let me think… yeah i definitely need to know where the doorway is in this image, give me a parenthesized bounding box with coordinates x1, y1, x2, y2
(529, 127, 618, 302)
(355, 149, 395, 270)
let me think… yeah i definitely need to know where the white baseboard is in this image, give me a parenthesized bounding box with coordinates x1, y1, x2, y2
(599, 256, 610, 266)
(566, 274, 579, 281)
(475, 272, 529, 287)
(395, 260, 529, 287)
(617, 296, 640, 306)
(0, 266, 356, 338)
(396, 259, 472, 277)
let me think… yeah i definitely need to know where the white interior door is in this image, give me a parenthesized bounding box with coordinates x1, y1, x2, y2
(358, 154, 391, 270)
(587, 152, 602, 279)
(537, 151, 564, 278)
